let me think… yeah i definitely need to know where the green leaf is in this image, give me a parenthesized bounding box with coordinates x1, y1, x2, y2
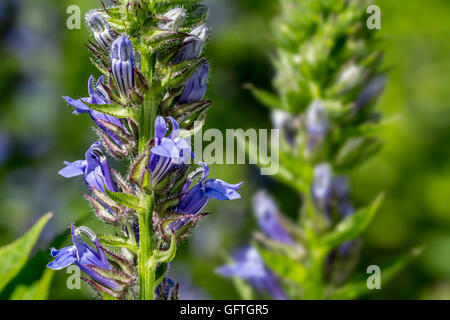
(88, 265, 132, 285)
(104, 188, 142, 211)
(151, 233, 177, 264)
(179, 115, 206, 138)
(83, 102, 137, 119)
(10, 269, 54, 300)
(256, 246, 307, 286)
(165, 58, 207, 89)
(320, 193, 385, 249)
(0, 212, 53, 293)
(245, 84, 283, 110)
(329, 247, 422, 299)
(98, 234, 137, 254)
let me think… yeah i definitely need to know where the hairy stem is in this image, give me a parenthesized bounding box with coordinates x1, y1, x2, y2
(138, 193, 155, 300)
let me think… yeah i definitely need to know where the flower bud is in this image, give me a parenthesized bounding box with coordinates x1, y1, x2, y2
(312, 162, 333, 214)
(173, 24, 209, 63)
(178, 62, 209, 104)
(334, 64, 364, 93)
(306, 100, 328, 154)
(354, 76, 386, 112)
(158, 8, 186, 31)
(110, 35, 135, 99)
(85, 10, 115, 51)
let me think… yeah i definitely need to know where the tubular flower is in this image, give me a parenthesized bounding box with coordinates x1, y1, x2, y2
(85, 10, 116, 51)
(155, 278, 178, 300)
(216, 246, 287, 300)
(176, 162, 243, 215)
(47, 225, 121, 291)
(169, 162, 242, 233)
(306, 100, 329, 154)
(178, 62, 209, 105)
(173, 23, 208, 64)
(63, 75, 128, 147)
(59, 141, 117, 193)
(253, 190, 295, 245)
(312, 162, 333, 214)
(110, 35, 135, 99)
(147, 116, 191, 187)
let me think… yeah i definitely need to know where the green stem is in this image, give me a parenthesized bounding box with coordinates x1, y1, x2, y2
(139, 92, 157, 153)
(306, 244, 327, 299)
(138, 193, 155, 300)
(138, 48, 158, 153)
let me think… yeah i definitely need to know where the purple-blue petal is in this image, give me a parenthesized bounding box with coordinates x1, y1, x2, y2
(154, 116, 167, 140)
(47, 246, 77, 270)
(151, 138, 182, 158)
(58, 160, 86, 178)
(253, 191, 295, 245)
(63, 96, 90, 114)
(178, 62, 209, 104)
(176, 184, 209, 215)
(204, 179, 243, 200)
(216, 246, 287, 300)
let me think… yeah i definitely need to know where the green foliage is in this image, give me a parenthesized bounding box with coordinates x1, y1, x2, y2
(104, 188, 142, 211)
(320, 193, 385, 249)
(10, 269, 54, 300)
(329, 248, 422, 299)
(151, 233, 177, 264)
(0, 213, 52, 293)
(98, 234, 138, 254)
(84, 102, 137, 119)
(257, 245, 307, 286)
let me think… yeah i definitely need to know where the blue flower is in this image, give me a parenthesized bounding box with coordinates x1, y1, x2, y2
(47, 225, 121, 291)
(312, 163, 333, 214)
(155, 277, 177, 300)
(216, 246, 287, 300)
(85, 10, 116, 51)
(253, 191, 295, 245)
(59, 141, 117, 193)
(173, 24, 208, 64)
(176, 162, 243, 215)
(63, 75, 128, 147)
(147, 116, 191, 187)
(168, 162, 242, 232)
(312, 162, 355, 219)
(332, 176, 355, 217)
(111, 35, 135, 99)
(178, 62, 209, 105)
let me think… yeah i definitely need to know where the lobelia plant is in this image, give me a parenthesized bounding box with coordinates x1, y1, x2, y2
(46, 0, 243, 300)
(218, 0, 417, 300)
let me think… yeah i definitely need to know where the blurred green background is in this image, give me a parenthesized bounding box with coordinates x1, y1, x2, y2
(0, 0, 449, 299)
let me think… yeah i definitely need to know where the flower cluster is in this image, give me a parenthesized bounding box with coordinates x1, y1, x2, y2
(220, 0, 387, 299)
(47, 1, 242, 300)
